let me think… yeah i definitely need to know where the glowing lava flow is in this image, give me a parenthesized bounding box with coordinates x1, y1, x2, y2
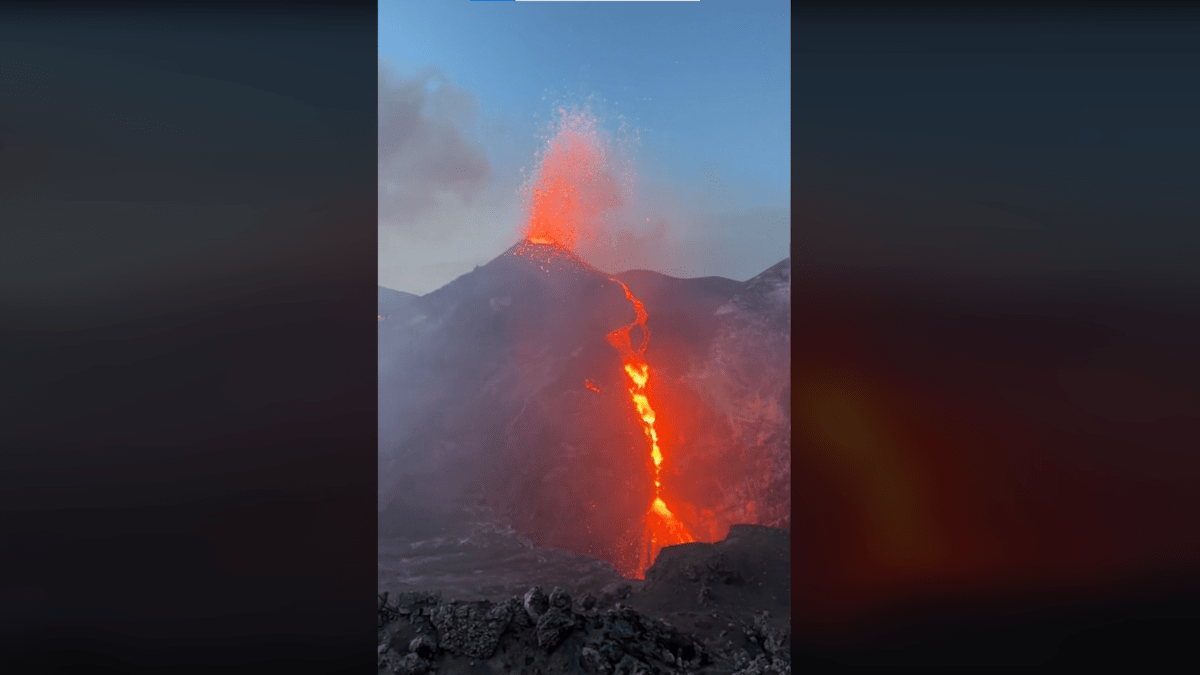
(606, 278, 695, 579)
(516, 105, 692, 579)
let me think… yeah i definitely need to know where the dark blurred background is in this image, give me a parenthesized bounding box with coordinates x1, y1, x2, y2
(0, 2, 377, 672)
(794, 6, 1200, 664)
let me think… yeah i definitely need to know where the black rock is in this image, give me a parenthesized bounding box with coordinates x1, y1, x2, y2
(706, 553, 740, 585)
(391, 590, 440, 617)
(379, 592, 403, 627)
(524, 585, 550, 619)
(486, 599, 515, 627)
(393, 652, 430, 675)
(506, 596, 533, 628)
(378, 629, 398, 653)
(549, 586, 572, 610)
(429, 601, 508, 660)
(535, 606, 574, 651)
(730, 653, 789, 674)
(408, 634, 437, 659)
(613, 653, 651, 675)
(748, 610, 789, 660)
(378, 579, 740, 675)
(580, 646, 603, 673)
(581, 592, 597, 610)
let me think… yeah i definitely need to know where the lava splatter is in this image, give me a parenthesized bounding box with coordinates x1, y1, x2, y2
(520, 106, 625, 253)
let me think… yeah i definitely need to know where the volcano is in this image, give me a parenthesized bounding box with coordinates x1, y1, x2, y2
(378, 241, 790, 579)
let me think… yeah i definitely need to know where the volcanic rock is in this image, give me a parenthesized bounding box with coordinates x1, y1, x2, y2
(408, 634, 437, 658)
(506, 596, 533, 628)
(580, 645, 603, 671)
(747, 610, 788, 659)
(613, 653, 652, 675)
(393, 652, 430, 675)
(597, 639, 624, 664)
(523, 585, 549, 620)
(641, 525, 787, 611)
(534, 606, 574, 650)
(731, 653, 791, 675)
(428, 600, 510, 660)
(548, 585, 572, 610)
(377, 579, 732, 674)
(581, 592, 597, 610)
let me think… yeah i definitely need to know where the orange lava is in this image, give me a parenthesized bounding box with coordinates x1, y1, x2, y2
(520, 106, 623, 252)
(607, 279, 695, 579)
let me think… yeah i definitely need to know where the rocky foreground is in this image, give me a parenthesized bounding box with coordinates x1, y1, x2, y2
(378, 524, 791, 675)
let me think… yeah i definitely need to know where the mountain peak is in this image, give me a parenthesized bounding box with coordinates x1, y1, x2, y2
(494, 238, 600, 276)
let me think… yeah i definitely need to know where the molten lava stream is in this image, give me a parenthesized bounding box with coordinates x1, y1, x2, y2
(607, 279, 695, 579)
(515, 106, 693, 579)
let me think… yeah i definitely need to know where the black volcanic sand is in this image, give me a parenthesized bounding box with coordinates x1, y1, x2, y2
(378, 524, 791, 675)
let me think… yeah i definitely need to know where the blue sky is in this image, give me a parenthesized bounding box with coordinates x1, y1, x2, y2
(378, 0, 790, 294)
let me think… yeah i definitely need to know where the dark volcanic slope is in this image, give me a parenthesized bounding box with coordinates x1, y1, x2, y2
(615, 260, 792, 542)
(613, 269, 745, 378)
(632, 524, 791, 651)
(378, 244, 792, 577)
(681, 258, 791, 532)
(379, 242, 654, 568)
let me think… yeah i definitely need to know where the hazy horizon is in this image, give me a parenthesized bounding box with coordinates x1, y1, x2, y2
(376, 247, 790, 295)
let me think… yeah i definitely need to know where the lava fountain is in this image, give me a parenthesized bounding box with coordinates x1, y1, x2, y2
(522, 106, 625, 253)
(517, 105, 695, 579)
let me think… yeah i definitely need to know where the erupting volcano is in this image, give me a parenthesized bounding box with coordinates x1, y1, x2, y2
(515, 106, 697, 578)
(379, 104, 790, 597)
(511, 107, 700, 576)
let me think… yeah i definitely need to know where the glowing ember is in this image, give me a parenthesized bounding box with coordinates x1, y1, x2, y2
(585, 379, 601, 393)
(520, 106, 623, 251)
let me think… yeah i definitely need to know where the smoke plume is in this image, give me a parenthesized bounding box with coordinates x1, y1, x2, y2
(378, 61, 493, 239)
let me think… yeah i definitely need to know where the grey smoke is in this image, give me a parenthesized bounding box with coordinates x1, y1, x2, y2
(378, 62, 492, 237)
